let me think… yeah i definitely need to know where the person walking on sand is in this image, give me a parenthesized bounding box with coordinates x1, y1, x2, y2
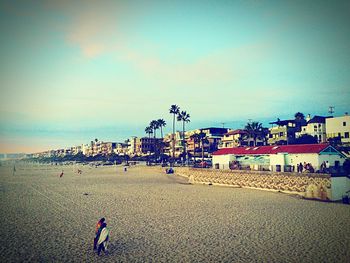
(97, 222, 109, 256)
(59, 170, 64, 178)
(94, 218, 105, 250)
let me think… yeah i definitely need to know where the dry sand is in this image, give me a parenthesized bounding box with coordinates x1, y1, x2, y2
(0, 163, 349, 262)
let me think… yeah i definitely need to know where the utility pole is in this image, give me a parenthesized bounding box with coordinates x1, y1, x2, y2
(328, 106, 334, 115)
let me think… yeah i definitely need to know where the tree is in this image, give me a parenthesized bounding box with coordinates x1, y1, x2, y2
(149, 120, 160, 160)
(294, 112, 305, 120)
(157, 119, 166, 139)
(149, 120, 159, 138)
(145, 126, 153, 139)
(169, 105, 180, 163)
(177, 110, 190, 165)
(245, 122, 263, 147)
(198, 131, 209, 163)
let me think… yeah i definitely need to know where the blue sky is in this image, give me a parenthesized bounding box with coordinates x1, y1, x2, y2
(0, 0, 349, 153)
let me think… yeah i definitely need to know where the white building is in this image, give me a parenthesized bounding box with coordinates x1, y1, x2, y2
(212, 144, 346, 173)
(326, 114, 350, 145)
(296, 115, 329, 143)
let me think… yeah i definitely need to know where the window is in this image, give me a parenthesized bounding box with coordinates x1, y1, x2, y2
(345, 132, 349, 138)
(343, 122, 346, 126)
(279, 132, 284, 136)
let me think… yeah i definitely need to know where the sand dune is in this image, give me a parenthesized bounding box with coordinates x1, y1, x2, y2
(0, 163, 349, 262)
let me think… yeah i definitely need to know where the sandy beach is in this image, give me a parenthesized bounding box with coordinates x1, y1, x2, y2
(0, 163, 349, 262)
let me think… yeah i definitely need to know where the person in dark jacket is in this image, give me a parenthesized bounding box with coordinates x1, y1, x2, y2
(93, 218, 105, 250)
(97, 222, 109, 255)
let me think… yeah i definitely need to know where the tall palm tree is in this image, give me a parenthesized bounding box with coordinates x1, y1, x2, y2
(169, 105, 180, 162)
(198, 131, 209, 163)
(149, 120, 159, 156)
(149, 120, 159, 138)
(145, 126, 153, 139)
(177, 110, 190, 165)
(145, 126, 153, 165)
(245, 122, 263, 147)
(157, 119, 166, 139)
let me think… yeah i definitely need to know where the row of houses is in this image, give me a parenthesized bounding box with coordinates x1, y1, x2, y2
(30, 114, 350, 159)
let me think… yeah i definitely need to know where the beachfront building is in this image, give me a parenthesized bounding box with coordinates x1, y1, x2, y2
(98, 142, 117, 155)
(212, 144, 346, 172)
(219, 129, 266, 148)
(187, 127, 228, 158)
(114, 142, 128, 155)
(163, 132, 184, 158)
(187, 131, 210, 159)
(326, 114, 350, 146)
(127, 136, 163, 156)
(268, 118, 306, 145)
(296, 115, 329, 143)
(219, 129, 248, 148)
(71, 145, 82, 155)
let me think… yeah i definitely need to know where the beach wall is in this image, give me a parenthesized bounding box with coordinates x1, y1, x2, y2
(173, 167, 333, 201)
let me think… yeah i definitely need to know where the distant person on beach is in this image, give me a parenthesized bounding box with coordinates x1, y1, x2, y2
(13, 165, 16, 176)
(59, 170, 64, 178)
(97, 222, 109, 256)
(94, 218, 105, 250)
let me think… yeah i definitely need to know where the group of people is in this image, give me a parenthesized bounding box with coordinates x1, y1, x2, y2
(320, 161, 330, 173)
(296, 162, 315, 173)
(93, 218, 110, 256)
(296, 161, 330, 173)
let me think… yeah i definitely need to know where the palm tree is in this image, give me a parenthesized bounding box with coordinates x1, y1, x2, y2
(294, 112, 305, 120)
(169, 105, 180, 163)
(245, 122, 263, 147)
(177, 110, 190, 165)
(149, 120, 159, 157)
(145, 126, 153, 139)
(149, 120, 159, 138)
(157, 119, 166, 139)
(198, 131, 209, 163)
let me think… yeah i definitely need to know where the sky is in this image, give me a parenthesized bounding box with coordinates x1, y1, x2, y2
(0, 0, 350, 153)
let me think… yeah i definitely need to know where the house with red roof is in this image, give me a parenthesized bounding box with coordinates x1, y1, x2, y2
(212, 144, 346, 173)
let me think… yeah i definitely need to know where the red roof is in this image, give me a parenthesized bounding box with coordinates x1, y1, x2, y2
(213, 144, 330, 155)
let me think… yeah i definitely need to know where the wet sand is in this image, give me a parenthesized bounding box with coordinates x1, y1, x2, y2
(0, 163, 349, 262)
